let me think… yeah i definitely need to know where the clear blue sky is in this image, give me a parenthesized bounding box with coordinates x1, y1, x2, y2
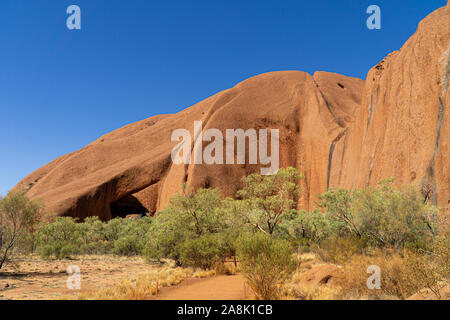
(0, 0, 446, 196)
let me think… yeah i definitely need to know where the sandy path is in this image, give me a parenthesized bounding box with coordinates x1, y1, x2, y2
(151, 275, 249, 300)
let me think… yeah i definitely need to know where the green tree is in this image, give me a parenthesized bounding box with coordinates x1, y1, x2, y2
(317, 187, 358, 237)
(236, 167, 303, 235)
(0, 192, 41, 269)
(166, 188, 225, 236)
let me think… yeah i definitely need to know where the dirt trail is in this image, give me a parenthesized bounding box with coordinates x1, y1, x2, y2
(151, 275, 249, 300)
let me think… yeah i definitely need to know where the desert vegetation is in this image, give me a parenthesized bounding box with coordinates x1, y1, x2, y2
(76, 266, 216, 300)
(0, 167, 448, 300)
(0, 192, 41, 269)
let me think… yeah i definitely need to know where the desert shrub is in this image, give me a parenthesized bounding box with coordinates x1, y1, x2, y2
(338, 252, 403, 299)
(279, 208, 338, 247)
(353, 182, 438, 249)
(319, 180, 439, 250)
(103, 217, 127, 242)
(394, 234, 449, 299)
(338, 248, 449, 300)
(143, 188, 229, 264)
(37, 214, 153, 258)
(78, 216, 110, 254)
(144, 170, 306, 266)
(0, 192, 41, 269)
(402, 250, 447, 299)
(236, 232, 296, 300)
(296, 209, 336, 243)
(177, 233, 227, 269)
(112, 217, 152, 256)
(113, 236, 142, 256)
(38, 217, 81, 259)
(431, 234, 450, 280)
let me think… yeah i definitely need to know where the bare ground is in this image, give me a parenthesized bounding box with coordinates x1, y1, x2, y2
(0, 255, 158, 300)
(151, 274, 249, 300)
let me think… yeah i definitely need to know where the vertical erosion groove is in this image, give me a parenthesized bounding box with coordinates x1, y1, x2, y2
(327, 129, 348, 190)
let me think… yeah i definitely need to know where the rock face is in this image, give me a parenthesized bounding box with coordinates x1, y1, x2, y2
(297, 264, 343, 287)
(12, 4, 449, 219)
(13, 71, 363, 220)
(331, 4, 449, 210)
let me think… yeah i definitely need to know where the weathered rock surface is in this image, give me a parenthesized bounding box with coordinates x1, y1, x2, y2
(13, 71, 362, 219)
(331, 4, 449, 210)
(297, 264, 343, 287)
(12, 4, 449, 219)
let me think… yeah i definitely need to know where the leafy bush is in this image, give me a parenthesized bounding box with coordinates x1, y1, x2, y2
(143, 188, 229, 266)
(236, 232, 296, 300)
(78, 216, 110, 254)
(112, 217, 152, 256)
(318, 179, 439, 250)
(280, 209, 336, 245)
(177, 234, 227, 269)
(38, 217, 81, 259)
(113, 236, 142, 256)
(143, 209, 194, 264)
(37, 215, 153, 258)
(0, 192, 41, 269)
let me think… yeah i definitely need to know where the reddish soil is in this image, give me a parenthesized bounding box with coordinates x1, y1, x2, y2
(151, 274, 249, 300)
(0, 255, 155, 300)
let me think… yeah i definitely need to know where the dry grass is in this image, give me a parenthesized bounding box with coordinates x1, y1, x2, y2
(336, 249, 449, 300)
(192, 269, 216, 278)
(76, 266, 215, 300)
(278, 253, 343, 300)
(214, 261, 239, 275)
(280, 267, 342, 300)
(297, 285, 341, 300)
(280, 248, 450, 300)
(336, 252, 400, 300)
(296, 252, 320, 264)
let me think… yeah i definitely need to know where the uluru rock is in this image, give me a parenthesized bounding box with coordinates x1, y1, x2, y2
(331, 4, 449, 210)
(12, 4, 449, 219)
(12, 71, 362, 220)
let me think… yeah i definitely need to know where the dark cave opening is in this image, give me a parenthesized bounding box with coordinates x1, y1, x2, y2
(110, 194, 149, 219)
